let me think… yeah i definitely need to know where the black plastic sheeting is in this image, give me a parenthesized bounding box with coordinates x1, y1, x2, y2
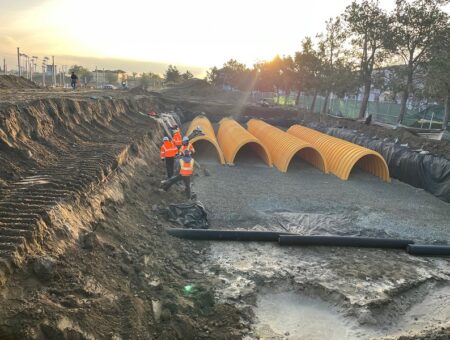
(279, 235, 414, 249)
(325, 127, 450, 203)
(163, 201, 209, 229)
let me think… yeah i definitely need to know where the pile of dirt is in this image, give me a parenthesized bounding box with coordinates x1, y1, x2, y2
(129, 86, 149, 95)
(0, 75, 40, 89)
(160, 79, 248, 104)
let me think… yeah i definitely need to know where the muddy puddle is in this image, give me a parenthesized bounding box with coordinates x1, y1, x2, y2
(254, 292, 359, 339)
(253, 286, 450, 339)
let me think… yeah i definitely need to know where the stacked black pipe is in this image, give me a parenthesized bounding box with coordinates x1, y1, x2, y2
(167, 228, 450, 256)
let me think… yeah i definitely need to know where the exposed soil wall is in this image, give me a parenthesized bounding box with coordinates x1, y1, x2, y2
(0, 94, 245, 339)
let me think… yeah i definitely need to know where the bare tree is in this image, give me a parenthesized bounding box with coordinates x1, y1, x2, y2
(344, 0, 390, 118)
(388, 0, 449, 124)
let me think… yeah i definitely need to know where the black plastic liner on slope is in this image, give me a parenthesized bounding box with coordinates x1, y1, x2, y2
(279, 235, 414, 249)
(407, 244, 450, 256)
(167, 228, 293, 241)
(325, 127, 450, 203)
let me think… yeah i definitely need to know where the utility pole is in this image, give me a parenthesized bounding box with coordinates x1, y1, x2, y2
(22, 54, 28, 79)
(32, 56, 38, 82)
(3, 58, 5, 75)
(95, 66, 98, 88)
(42, 57, 49, 87)
(52, 56, 55, 87)
(17, 47, 21, 77)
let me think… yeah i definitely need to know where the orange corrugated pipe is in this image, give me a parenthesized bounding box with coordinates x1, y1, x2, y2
(217, 118, 273, 166)
(287, 125, 390, 182)
(247, 119, 328, 173)
(186, 116, 225, 164)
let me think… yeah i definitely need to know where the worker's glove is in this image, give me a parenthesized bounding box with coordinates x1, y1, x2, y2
(161, 158, 165, 162)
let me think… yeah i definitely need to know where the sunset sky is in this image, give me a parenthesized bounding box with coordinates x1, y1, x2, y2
(0, 0, 448, 75)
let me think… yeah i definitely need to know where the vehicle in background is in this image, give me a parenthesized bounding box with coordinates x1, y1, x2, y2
(103, 84, 117, 90)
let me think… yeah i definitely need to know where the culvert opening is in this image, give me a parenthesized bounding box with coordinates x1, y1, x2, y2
(192, 140, 222, 163)
(349, 154, 389, 181)
(233, 142, 270, 166)
(287, 147, 326, 173)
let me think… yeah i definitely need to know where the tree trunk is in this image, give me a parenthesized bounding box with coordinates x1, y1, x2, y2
(443, 90, 450, 131)
(295, 89, 301, 106)
(310, 92, 317, 113)
(398, 67, 413, 124)
(321, 91, 330, 115)
(359, 80, 371, 119)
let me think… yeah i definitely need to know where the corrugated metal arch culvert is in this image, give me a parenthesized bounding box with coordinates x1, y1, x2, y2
(217, 118, 273, 166)
(287, 125, 390, 182)
(247, 119, 328, 173)
(186, 116, 225, 164)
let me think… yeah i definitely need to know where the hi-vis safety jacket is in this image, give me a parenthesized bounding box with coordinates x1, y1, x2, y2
(179, 143, 195, 155)
(179, 159, 194, 176)
(160, 141, 178, 159)
(172, 130, 182, 147)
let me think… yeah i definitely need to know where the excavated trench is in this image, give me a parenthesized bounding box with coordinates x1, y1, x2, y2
(0, 96, 246, 339)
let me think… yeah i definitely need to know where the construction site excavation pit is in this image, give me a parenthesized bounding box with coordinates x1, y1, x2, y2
(193, 152, 450, 339)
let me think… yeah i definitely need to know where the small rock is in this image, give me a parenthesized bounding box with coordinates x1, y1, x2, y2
(120, 264, 130, 274)
(152, 300, 162, 322)
(81, 232, 100, 250)
(32, 256, 57, 281)
(152, 204, 159, 211)
(357, 310, 376, 325)
(285, 331, 290, 336)
(61, 295, 80, 308)
(160, 308, 172, 321)
(203, 168, 211, 176)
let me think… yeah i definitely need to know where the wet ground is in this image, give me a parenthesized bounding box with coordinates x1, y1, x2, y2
(192, 157, 450, 339)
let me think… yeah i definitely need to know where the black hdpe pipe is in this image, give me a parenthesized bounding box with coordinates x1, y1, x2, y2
(167, 228, 292, 242)
(279, 235, 414, 249)
(406, 244, 450, 256)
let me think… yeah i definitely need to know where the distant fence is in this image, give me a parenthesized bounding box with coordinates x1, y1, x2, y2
(258, 93, 421, 126)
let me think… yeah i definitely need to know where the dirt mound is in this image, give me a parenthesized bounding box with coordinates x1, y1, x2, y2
(0, 75, 40, 89)
(161, 79, 248, 103)
(129, 86, 148, 95)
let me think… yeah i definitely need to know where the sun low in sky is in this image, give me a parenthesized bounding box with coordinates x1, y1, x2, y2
(0, 0, 445, 74)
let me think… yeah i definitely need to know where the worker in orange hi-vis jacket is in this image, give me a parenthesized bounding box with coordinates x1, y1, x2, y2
(162, 150, 195, 199)
(160, 136, 178, 178)
(172, 126, 182, 149)
(179, 136, 195, 156)
(178, 150, 195, 199)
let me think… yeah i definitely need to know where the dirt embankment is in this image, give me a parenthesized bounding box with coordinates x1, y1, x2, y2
(0, 94, 245, 339)
(0, 75, 40, 89)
